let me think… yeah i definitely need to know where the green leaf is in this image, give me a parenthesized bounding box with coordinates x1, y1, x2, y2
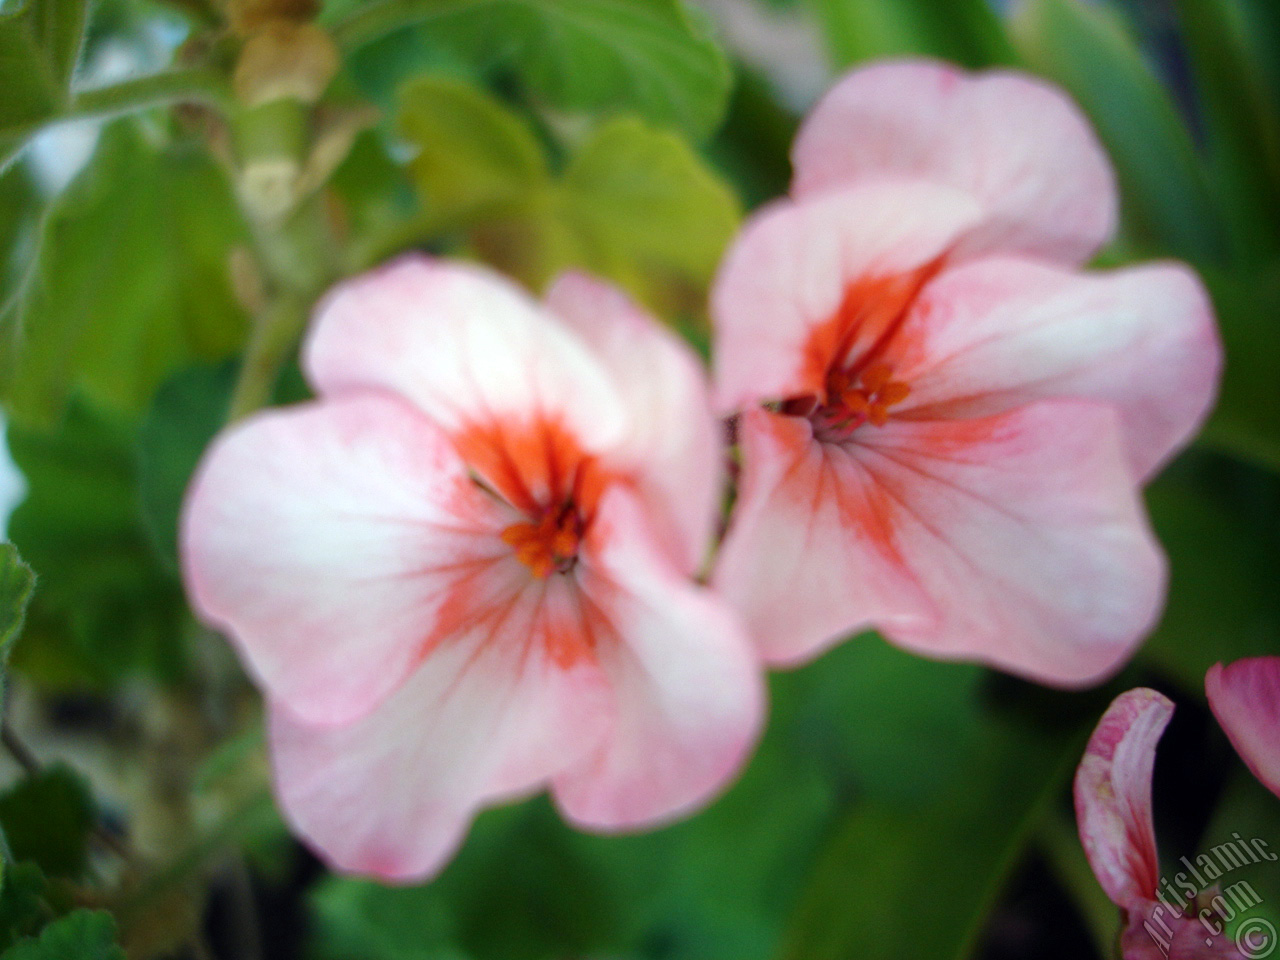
(396, 74, 549, 223)
(6, 400, 187, 689)
(0, 0, 89, 169)
(0, 767, 92, 881)
(1140, 458, 1280, 690)
(1, 119, 250, 428)
(398, 76, 740, 317)
(136, 362, 237, 572)
(2, 910, 125, 960)
(1199, 259, 1280, 474)
(0, 544, 35, 712)
(337, 0, 733, 141)
(778, 716, 1081, 960)
(1174, 0, 1280, 261)
(0, 163, 38, 324)
(1010, 0, 1229, 264)
(1197, 771, 1280, 930)
(805, 0, 1014, 69)
(707, 67, 798, 210)
(313, 804, 623, 960)
(0, 862, 51, 952)
(558, 116, 741, 315)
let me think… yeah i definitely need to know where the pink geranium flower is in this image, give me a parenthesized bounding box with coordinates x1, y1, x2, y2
(181, 258, 762, 881)
(1207, 657, 1280, 799)
(711, 59, 1221, 685)
(1076, 689, 1247, 959)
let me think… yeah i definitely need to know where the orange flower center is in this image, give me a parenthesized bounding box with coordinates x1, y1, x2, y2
(788, 362, 911, 441)
(501, 504, 583, 579)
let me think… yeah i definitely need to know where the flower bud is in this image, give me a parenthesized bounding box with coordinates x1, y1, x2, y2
(233, 21, 338, 109)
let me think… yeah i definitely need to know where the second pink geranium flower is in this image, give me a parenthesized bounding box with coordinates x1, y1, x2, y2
(712, 59, 1222, 686)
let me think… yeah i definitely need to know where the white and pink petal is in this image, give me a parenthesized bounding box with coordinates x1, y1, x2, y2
(711, 181, 984, 414)
(269, 589, 611, 881)
(888, 257, 1220, 479)
(303, 256, 629, 493)
(712, 409, 937, 667)
(545, 272, 723, 575)
(553, 488, 763, 829)
(715, 402, 1166, 686)
(791, 58, 1117, 264)
(858, 402, 1166, 686)
(182, 393, 514, 727)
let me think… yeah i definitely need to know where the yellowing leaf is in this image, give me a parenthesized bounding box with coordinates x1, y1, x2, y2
(398, 76, 740, 318)
(397, 74, 548, 222)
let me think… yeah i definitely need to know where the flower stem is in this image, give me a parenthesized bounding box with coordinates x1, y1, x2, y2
(331, 0, 464, 51)
(227, 291, 310, 420)
(62, 67, 233, 124)
(228, 194, 339, 420)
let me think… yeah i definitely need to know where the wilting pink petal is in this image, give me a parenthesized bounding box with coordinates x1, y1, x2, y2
(711, 180, 983, 416)
(1207, 657, 1280, 799)
(1075, 688, 1172, 908)
(885, 257, 1221, 480)
(182, 393, 513, 727)
(184, 257, 760, 880)
(716, 402, 1164, 684)
(1077, 691, 1249, 959)
(545, 272, 721, 575)
(790, 58, 1117, 264)
(1121, 903, 1247, 960)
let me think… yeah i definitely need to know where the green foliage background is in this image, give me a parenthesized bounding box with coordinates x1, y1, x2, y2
(0, 0, 1277, 957)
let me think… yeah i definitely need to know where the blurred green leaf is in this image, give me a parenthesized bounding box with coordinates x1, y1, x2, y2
(399, 75, 740, 317)
(778, 716, 1080, 960)
(0, 164, 38, 327)
(1199, 259, 1280, 473)
(336, 0, 733, 141)
(0, 767, 92, 881)
(1011, 0, 1229, 264)
(0, 0, 89, 170)
(136, 362, 236, 572)
(1175, 0, 1280, 261)
(313, 804, 622, 960)
(558, 116, 741, 314)
(1197, 770, 1280, 930)
(1142, 459, 1280, 689)
(310, 878, 465, 960)
(330, 129, 419, 243)
(2, 909, 125, 960)
(1234, 0, 1280, 101)
(396, 74, 549, 222)
(0, 543, 35, 712)
(707, 68, 798, 211)
(806, 0, 1013, 68)
(1, 119, 249, 428)
(7, 400, 186, 689)
(0, 862, 51, 952)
